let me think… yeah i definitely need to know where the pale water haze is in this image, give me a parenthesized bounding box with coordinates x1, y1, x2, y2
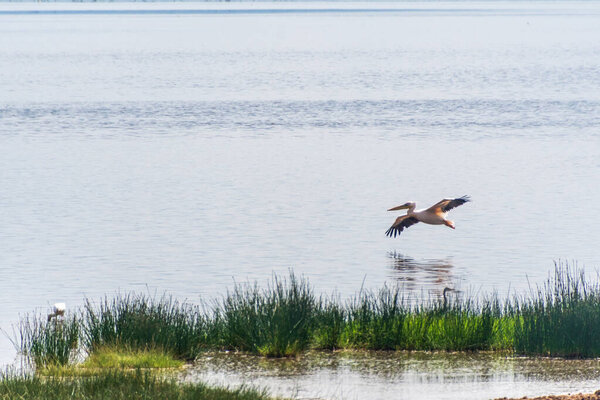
(1, 2, 600, 396)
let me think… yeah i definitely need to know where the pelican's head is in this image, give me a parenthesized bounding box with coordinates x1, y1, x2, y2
(388, 202, 415, 211)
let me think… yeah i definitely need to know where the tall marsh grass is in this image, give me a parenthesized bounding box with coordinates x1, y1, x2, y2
(342, 286, 409, 350)
(16, 314, 79, 368)
(341, 287, 499, 351)
(513, 266, 600, 357)
(82, 293, 213, 360)
(312, 297, 345, 350)
(14, 263, 600, 368)
(218, 274, 316, 357)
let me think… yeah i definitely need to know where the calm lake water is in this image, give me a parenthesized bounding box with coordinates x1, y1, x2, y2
(188, 351, 600, 400)
(1, 1, 600, 396)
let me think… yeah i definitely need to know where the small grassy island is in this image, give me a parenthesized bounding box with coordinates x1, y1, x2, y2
(3, 264, 600, 399)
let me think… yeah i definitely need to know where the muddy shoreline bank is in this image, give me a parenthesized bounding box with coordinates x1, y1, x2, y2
(496, 390, 600, 400)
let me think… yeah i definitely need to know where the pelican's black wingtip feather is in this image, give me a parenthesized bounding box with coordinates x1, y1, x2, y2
(385, 227, 400, 237)
(455, 196, 470, 206)
(441, 196, 472, 212)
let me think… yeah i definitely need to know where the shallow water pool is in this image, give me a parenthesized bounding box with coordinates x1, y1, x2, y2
(185, 351, 600, 400)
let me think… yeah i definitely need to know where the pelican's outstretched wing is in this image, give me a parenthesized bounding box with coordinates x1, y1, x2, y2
(426, 196, 470, 215)
(385, 215, 420, 237)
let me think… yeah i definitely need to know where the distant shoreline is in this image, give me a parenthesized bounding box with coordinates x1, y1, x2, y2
(1, 1, 598, 16)
(0, 8, 497, 15)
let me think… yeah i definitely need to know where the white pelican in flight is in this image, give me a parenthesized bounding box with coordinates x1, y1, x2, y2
(386, 196, 470, 237)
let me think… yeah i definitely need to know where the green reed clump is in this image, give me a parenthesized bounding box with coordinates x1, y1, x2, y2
(341, 287, 502, 351)
(16, 314, 79, 368)
(218, 274, 317, 357)
(490, 303, 516, 351)
(81, 293, 212, 361)
(312, 297, 346, 350)
(513, 265, 600, 357)
(0, 369, 274, 400)
(342, 285, 408, 350)
(418, 299, 497, 351)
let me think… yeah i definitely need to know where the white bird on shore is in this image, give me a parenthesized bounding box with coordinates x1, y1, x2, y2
(47, 302, 66, 322)
(385, 196, 470, 237)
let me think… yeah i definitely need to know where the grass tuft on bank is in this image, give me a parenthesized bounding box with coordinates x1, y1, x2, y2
(34, 348, 184, 377)
(0, 369, 272, 400)
(81, 347, 185, 369)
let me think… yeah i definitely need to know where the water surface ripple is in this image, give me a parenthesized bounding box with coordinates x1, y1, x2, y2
(2, 100, 599, 138)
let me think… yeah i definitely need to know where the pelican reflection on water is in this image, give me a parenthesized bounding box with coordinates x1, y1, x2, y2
(386, 196, 471, 237)
(387, 252, 455, 291)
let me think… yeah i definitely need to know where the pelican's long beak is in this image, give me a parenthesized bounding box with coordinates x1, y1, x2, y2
(388, 204, 409, 211)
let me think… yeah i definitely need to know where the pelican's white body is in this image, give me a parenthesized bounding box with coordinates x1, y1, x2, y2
(409, 209, 446, 225)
